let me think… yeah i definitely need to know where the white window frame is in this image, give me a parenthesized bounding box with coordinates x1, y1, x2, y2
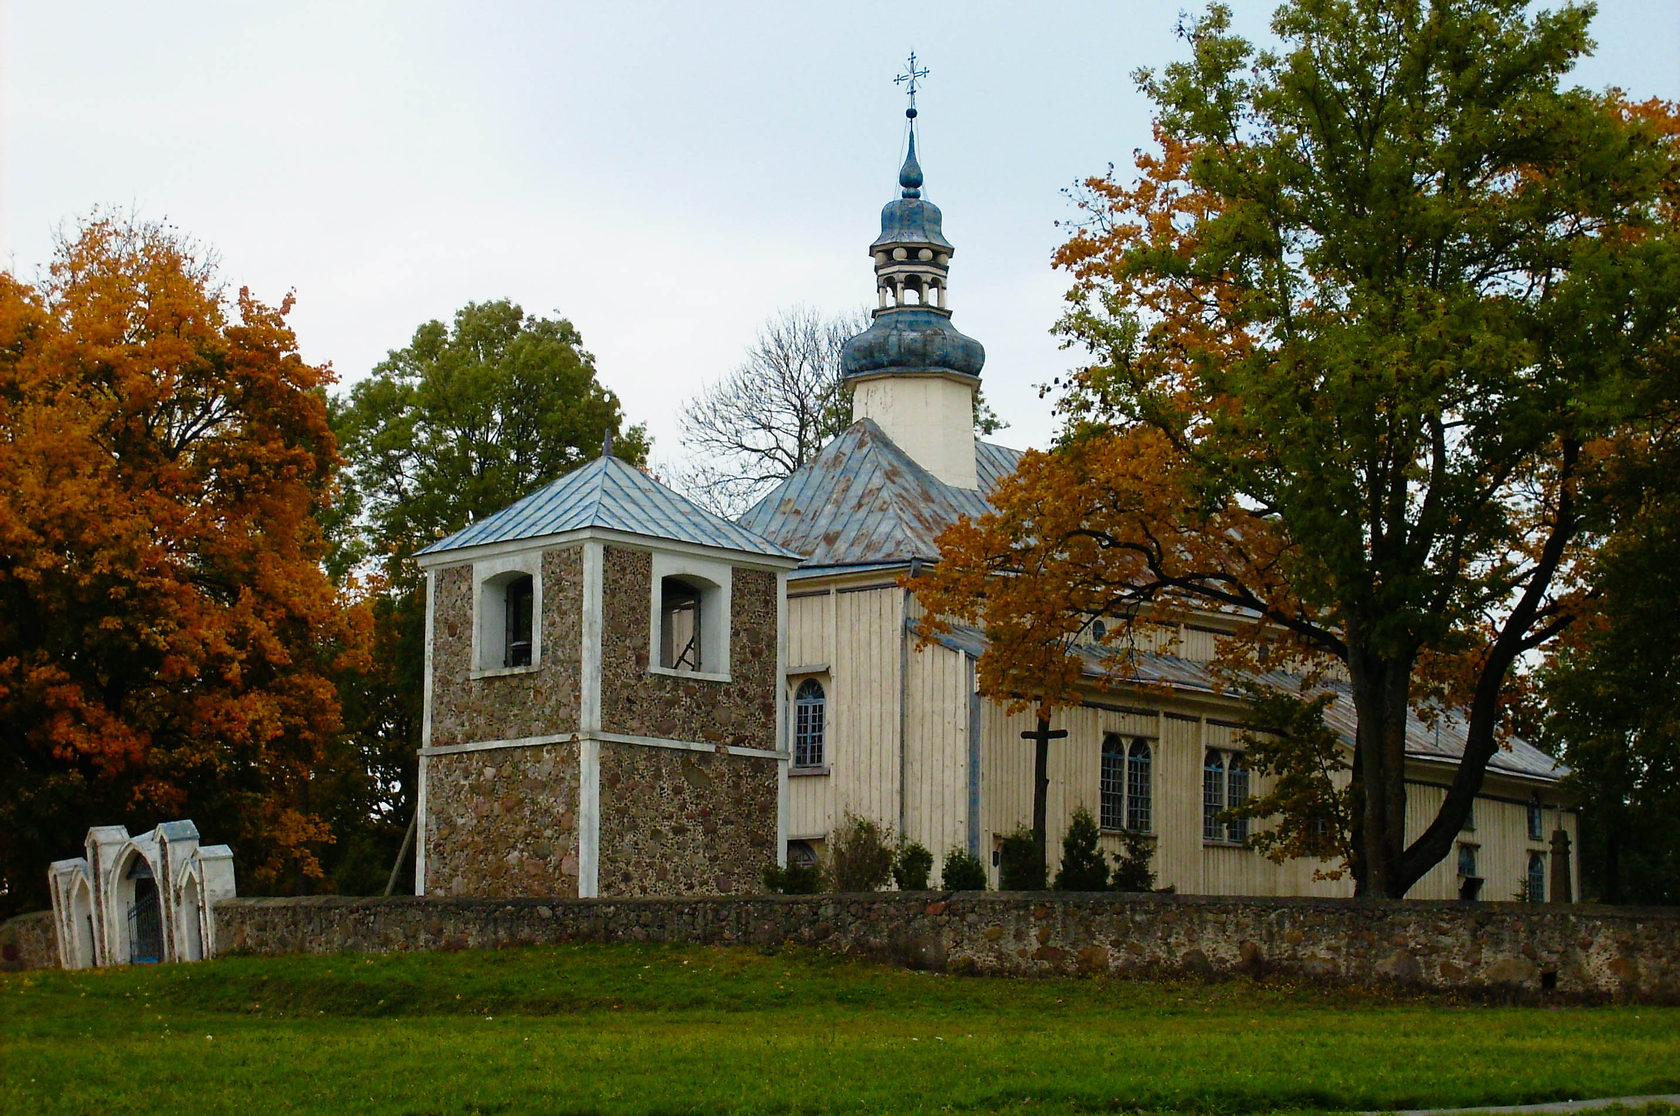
(471, 551, 544, 678)
(648, 551, 732, 682)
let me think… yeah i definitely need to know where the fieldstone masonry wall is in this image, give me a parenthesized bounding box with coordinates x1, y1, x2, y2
(424, 744, 582, 898)
(0, 911, 58, 972)
(597, 741, 777, 897)
(429, 546, 584, 747)
(598, 547, 778, 747)
(211, 892, 1680, 1001)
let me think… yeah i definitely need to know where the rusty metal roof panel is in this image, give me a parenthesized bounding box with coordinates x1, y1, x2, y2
(922, 620, 1566, 784)
(419, 454, 802, 560)
(737, 419, 1021, 569)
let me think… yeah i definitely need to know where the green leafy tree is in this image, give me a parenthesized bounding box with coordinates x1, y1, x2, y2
(327, 300, 648, 892)
(915, 1, 1680, 897)
(1228, 692, 1358, 879)
(1053, 807, 1111, 891)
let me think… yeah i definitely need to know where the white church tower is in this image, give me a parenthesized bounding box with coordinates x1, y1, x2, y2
(840, 71, 986, 490)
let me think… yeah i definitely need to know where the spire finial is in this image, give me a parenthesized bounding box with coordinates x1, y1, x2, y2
(894, 52, 929, 198)
(601, 427, 614, 458)
(894, 51, 929, 119)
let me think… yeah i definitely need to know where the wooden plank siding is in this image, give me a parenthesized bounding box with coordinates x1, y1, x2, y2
(780, 574, 1572, 903)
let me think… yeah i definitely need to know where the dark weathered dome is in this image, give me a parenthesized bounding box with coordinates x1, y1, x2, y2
(841, 307, 984, 381)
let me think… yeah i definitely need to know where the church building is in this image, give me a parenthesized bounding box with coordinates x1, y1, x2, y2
(735, 101, 1580, 903)
(413, 96, 1578, 904)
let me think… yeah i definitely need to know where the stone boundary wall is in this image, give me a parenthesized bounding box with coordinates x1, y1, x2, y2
(210, 892, 1680, 1001)
(0, 910, 59, 972)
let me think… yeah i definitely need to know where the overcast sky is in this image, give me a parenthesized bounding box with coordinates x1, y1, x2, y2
(4, 1, 1677, 468)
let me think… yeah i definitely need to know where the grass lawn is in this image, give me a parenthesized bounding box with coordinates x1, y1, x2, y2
(2, 943, 1677, 1116)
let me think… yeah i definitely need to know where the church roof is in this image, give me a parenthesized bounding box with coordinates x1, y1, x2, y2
(418, 453, 802, 561)
(922, 620, 1569, 784)
(736, 418, 1021, 570)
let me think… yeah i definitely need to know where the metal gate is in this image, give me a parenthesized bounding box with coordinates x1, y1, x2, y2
(128, 878, 161, 964)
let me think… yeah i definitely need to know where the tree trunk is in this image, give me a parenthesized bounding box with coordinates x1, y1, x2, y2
(1032, 716, 1050, 885)
(1347, 647, 1415, 899)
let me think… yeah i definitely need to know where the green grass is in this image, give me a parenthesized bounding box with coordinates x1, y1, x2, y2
(2, 943, 1677, 1115)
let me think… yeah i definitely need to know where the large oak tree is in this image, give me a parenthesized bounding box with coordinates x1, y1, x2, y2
(0, 216, 366, 915)
(912, 1, 1680, 897)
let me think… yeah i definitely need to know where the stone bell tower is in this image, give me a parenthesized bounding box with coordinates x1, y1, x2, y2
(841, 69, 986, 489)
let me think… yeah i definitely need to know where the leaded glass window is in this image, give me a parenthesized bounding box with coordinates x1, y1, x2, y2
(1126, 739, 1152, 833)
(1203, 750, 1225, 841)
(1099, 735, 1125, 831)
(1226, 754, 1249, 844)
(1526, 851, 1546, 902)
(794, 678, 825, 768)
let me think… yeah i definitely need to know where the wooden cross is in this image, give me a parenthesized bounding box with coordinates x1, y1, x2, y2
(1020, 723, 1069, 747)
(895, 51, 930, 115)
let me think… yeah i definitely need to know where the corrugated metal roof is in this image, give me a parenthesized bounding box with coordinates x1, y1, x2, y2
(923, 620, 1566, 784)
(418, 454, 802, 560)
(737, 419, 1022, 569)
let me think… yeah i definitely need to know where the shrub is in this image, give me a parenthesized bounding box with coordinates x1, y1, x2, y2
(892, 842, 934, 890)
(828, 812, 894, 892)
(997, 827, 1046, 890)
(1110, 831, 1157, 893)
(1054, 807, 1110, 891)
(941, 847, 988, 890)
(762, 860, 822, 895)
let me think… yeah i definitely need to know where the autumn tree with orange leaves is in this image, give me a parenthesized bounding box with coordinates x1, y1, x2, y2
(913, 0, 1680, 897)
(0, 216, 367, 916)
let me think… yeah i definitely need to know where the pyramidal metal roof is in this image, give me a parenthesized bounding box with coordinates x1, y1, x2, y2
(737, 418, 1021, 569)
(417, 454, 802, 561)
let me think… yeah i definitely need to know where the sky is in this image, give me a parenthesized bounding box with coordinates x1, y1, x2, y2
(4, 1, 1678, 473)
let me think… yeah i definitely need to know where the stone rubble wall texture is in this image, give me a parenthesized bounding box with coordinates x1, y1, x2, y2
(598, 547, 778, 748)
(212, 893, 1680, 1001)
(596, 741, 777, 897)
(424, 743, 582, 898)
(0, 911, 58, 971)
(429, 546, 584, 748)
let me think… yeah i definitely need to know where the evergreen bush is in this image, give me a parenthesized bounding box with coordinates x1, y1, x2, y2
(998, 827, 1046, 890)
(941, 848, 988, 890)
(1110, 831, 1157, 892)
(892, 842, 934, 890)
(827, 812, 894, 892)
(1053, 807, 1111, 891)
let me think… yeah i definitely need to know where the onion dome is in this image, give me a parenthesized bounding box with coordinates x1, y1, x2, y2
(842, 113, 985, 383)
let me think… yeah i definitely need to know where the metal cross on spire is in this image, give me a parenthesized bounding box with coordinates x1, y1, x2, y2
(894, 51, 929, 117)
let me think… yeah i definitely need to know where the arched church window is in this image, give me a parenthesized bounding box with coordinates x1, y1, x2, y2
(1226, 754, 1249, 844)
(1099, 735, 1125, 830)
(794, 678, 826, 769)
(1202, 751, 1225, 842)
(1126, 739, 1152, 833)
(1526, 851, 1546, 903)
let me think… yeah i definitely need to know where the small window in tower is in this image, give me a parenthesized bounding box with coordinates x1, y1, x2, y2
(504, 575, 533, 667)
(474, 560, 542, 675)
(1527, 795, 1544, 841)
(660, 577, 704, 671)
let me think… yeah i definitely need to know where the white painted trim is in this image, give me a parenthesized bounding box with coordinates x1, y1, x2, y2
(416, 525, 801, 573)
(415, 753, 428, 896)
(422, 567, 435, 748)
(776, 567, 789, 868)
(581, 541, 602, 735)
(578, 736, 600, 898)
(419, 730, 785, 761)
(469, 550, 543, 676)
